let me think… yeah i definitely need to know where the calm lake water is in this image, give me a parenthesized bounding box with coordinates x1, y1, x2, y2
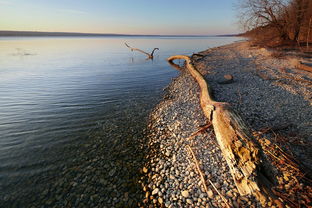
(0, 36, 241, 206)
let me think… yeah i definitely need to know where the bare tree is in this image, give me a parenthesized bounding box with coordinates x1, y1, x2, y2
(286, 0, 310, 42)
(300, 0, 312, 46)
(238, 0, 312, 47)
(238, 0, 290, 40)
(307, 17, 311, 49)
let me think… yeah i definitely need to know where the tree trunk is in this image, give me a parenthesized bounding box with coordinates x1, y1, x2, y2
(307, 17, 311, 49)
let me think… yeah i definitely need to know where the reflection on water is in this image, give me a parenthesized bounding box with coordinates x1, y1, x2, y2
(0, 36, 241, 206)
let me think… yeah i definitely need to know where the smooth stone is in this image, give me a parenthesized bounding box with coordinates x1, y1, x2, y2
(158, 197, 164, 204)
(152, 188, 159, 195)
(207, 189, 214, 198)
(181, 190, 189, 198)
(217, 74, 234, 84)
(165, 150, 171, 157)
(172, 155, 176, 161)
(108, 168, 116, 177)
(169, 175, 175, 180)
(226, 190, 233, 198)
(186, 199, 193, 204)
(143, 167, 148, 173)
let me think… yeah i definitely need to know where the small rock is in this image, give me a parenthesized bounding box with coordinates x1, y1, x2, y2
(226, 190, 233, 198)
(165, 150, 171, 157)
(224, 74, 233, 80)
(181, 190, 189, 198)
(143, 167, 148, 173)
(172, 155, 176, 161)
(124, 192, 129, 200)
(158, 197, 164, 204)
(108, 168, 116, 177)
(186, 199, 193, 204)
(207, 189, 214, 198)
(169, 175, 175, 180)
(263, 138, 271, 146)
(218, 74, 234, 84)
(199, 193, 205, 199)
(152, 188, 159, 195)
(99, 179, 107, 185)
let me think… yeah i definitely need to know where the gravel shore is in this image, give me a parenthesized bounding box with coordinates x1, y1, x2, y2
(3, 41, 310, 208)
(142, 41, 312, 207)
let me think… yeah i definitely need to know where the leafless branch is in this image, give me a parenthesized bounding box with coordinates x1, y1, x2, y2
(125, 43, 159, 59)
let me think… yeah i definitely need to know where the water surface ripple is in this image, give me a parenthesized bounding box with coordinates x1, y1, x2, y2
(0, 36, 241, 207)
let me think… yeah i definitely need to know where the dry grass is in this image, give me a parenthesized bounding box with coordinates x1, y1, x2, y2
(256, 128, 312, 208)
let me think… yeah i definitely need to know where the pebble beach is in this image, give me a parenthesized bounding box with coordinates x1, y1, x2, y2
(141, 41, 312, 207)
(2, 40, 311, 208)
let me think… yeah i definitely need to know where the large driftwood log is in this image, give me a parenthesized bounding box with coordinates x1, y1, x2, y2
(125, 43, 159, 59)
(167, 55, 281, 206)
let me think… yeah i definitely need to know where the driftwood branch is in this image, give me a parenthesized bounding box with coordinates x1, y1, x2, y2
(125, 43, 159, 59)
(167, 55, 282, 206)
(297, 62, 312, 73)
(186, 123, 212, 141)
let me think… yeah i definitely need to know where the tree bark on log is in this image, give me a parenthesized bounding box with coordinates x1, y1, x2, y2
(167, 55, 282, 207)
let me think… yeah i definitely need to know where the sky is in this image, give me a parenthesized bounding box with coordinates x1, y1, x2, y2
(0, 0, 241, 35)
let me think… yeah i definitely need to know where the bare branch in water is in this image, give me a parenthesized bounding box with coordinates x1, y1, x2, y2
(125, 43, 158, 59)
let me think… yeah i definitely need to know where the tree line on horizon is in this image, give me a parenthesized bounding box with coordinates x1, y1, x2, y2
(238, 0, 312, 48)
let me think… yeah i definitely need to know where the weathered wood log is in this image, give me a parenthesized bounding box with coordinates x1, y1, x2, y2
(167, 55, 282, 206)
(297, 62, 312, 72)
(125, 43, 159, 59)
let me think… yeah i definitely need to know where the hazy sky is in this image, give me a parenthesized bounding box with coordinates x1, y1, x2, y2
(0, 0, 240, 35)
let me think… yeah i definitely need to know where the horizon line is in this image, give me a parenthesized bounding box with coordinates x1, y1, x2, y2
(0, 30, 240, 37)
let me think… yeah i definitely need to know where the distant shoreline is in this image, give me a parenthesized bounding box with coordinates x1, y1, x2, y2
(0, 30, 239, 37)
